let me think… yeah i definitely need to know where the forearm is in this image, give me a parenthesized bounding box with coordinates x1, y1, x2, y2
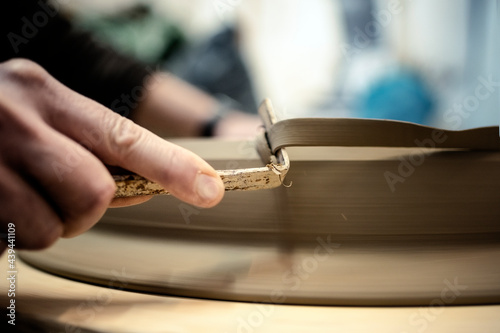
(133, 72, 264, 139)
(1, 1, 261, 139)
(0, 1, 149, 111)
(132, 73, 218, 137)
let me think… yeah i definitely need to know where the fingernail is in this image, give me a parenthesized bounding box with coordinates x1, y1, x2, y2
(196, 173, 223, 203)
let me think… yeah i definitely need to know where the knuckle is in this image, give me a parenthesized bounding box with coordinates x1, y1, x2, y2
(62, 177, 115, 239)
(80, 177, 116, 215)
(0, 58, 48, 86)
(105, 115, 145, 163)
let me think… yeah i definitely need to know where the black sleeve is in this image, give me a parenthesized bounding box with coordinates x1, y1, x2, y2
(0, 0, 150, 117)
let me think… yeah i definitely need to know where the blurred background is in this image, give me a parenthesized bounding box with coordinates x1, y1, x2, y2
(59, 0, 498, 130)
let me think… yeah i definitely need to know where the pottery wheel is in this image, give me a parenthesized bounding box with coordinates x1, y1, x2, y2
(20, 139, 500, 306)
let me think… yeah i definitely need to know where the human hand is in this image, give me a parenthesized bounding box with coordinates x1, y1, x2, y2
(0, 59, 224, 252)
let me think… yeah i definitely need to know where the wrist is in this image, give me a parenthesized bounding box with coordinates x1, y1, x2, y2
(200, 95, 236, 137)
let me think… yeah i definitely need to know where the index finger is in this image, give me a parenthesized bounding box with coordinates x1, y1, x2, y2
(43, 76, 224, 208)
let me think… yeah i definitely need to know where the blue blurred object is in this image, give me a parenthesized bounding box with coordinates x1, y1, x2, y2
(356, 70, 435, 124)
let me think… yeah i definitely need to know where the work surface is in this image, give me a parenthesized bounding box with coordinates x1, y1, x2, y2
(2, 139, 500, 331)
(2, 259, 500, 332)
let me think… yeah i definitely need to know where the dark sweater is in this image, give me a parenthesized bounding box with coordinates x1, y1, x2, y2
(0, 0, 149, 116)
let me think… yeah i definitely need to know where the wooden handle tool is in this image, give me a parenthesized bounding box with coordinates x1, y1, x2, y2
(113, 100, 290, 197)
